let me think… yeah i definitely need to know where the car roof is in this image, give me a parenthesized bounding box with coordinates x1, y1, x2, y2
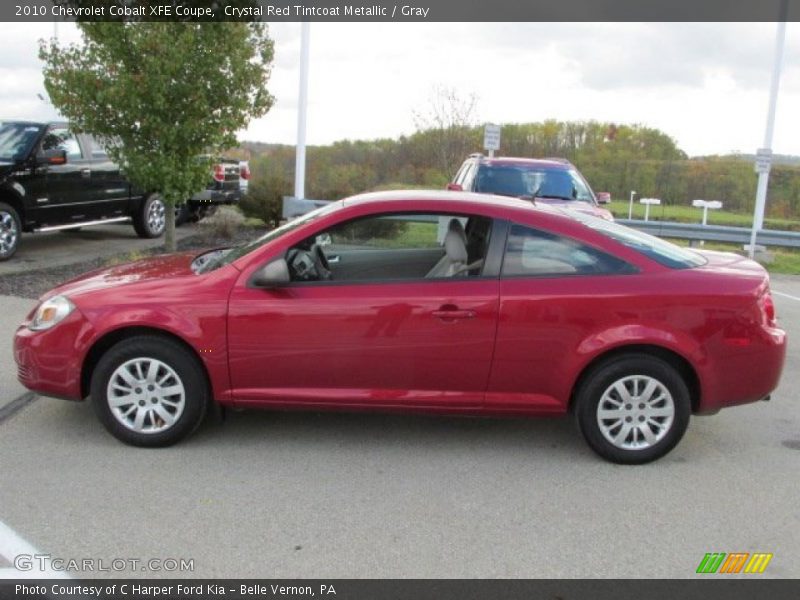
(474, 156, 573, 170)
(342, 189, 537, 211)
(1, 120, 47, 127)
(340, 190, 578, 224)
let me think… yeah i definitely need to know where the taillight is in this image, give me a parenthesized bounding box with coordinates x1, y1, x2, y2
(240, 162, 250, 180)
(760, 289, 776, 326)
(213, 163, 225, 183)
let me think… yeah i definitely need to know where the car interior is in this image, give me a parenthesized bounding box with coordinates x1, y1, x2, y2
(286, 213, 493, 283)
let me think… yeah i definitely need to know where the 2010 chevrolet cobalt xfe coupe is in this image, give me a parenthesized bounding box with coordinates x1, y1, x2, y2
(14, 191, 786, 463)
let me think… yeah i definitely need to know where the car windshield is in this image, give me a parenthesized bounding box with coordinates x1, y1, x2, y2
(0, 122, 43, 161)
(568, 211, 707, 269)
(475, 165, 594, 203)
(196, 201, 343, 273)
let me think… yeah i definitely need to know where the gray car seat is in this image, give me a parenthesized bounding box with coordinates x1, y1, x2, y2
(426, 219, 468, 278)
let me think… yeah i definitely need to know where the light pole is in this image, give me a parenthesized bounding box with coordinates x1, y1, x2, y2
(628, 190, 636, 220)
(294, 21, 310, 201)
(748, 0, 788, 258)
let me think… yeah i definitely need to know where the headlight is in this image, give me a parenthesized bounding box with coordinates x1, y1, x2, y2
(29, 296, 75, 331)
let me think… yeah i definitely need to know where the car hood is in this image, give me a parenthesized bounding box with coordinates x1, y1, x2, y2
(534, 197, 614, 221)
(45, 252, 197, 300)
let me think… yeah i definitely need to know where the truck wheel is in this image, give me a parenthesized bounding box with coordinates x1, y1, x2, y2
(197, 205, 218, 222)
(133, 194, 166, 238)
(0, 202, 21, 261)
(175, 203, 191, 227)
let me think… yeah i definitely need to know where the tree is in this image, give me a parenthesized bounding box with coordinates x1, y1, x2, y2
(40, 21, 274, 251)
(239, 153, 293, 229)
(412, 85, 480, 176)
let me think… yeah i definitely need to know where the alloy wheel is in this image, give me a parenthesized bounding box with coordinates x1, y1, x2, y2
(147, 198, 166, 234)
(596, 375, 675, 450)
(0, 210, 18, 257)
(106, 357, 186, 433)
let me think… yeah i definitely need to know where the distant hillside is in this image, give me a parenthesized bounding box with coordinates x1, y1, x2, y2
(696, 153, 800, 167)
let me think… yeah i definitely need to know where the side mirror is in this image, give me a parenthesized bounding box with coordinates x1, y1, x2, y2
(446, 183, 463, 192)
(596, 192, 611, 204)
(251, 258, 290, 288)
(38, 148, 67, 166)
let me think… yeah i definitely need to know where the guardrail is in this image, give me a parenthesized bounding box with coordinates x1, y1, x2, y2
(617, 219, 800, 249)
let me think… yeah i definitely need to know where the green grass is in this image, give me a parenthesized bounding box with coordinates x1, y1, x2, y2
(609, 200, 800, 231)
(668, 238, 800, 275)
(331, 221, 441, 249)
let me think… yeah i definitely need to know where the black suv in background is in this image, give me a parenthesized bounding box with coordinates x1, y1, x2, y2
(0, 120, 165, 260)
(447, 154, 614, 221)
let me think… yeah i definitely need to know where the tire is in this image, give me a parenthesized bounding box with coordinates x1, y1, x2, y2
(0, 202, 21, 261)
(90, 335, 209, 447)
(175, 202, 191, 227)
(133, 194, 166, 238)
(575, 354, 691, 464)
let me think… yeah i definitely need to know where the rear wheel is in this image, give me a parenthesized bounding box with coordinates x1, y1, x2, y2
(133, 194, 166, 238)
(575, 355, 691, 464)
(90, 336, 209, 447)
(175, 202, 192, 227)
(0, 202, 21, 261)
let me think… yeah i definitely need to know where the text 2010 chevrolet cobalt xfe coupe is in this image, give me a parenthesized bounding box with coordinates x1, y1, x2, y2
(14, 191, 786, 463)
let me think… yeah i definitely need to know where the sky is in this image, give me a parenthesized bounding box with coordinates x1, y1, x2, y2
(1, 21, 798, 157)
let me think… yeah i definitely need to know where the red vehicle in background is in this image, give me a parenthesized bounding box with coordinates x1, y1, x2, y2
(14, 191, 785, 463)
(448, 154, 615, 221)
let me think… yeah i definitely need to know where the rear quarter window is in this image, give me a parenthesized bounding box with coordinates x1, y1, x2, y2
(503, 224, 635, 277)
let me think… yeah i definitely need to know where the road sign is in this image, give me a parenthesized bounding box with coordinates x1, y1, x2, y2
(484, 123, 501, 153)
(755, 148, 772, 174)
(639, 198, 661, 222)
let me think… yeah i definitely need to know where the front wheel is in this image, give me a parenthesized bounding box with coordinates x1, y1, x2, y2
(133, 194, 166, 238)
(90, 335, 209, 447)
(0, 202, 21, 261)
(575, 355, 691, 464)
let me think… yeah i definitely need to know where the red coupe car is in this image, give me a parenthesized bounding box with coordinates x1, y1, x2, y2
(14, 191, 786, 463)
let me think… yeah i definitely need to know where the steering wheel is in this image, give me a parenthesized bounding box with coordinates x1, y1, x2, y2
(310, 244, 332, 281)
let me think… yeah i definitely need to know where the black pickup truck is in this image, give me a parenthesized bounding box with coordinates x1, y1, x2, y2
(0, 120, 165, 260)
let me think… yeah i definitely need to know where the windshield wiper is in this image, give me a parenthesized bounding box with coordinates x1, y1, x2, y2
(536, 194, 576, 201)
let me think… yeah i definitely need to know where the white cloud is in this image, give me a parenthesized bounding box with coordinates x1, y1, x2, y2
(1, 22, 797, 157)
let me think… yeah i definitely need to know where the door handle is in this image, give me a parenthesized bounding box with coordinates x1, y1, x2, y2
(80, 168, 91, 178)
(432, 308, 476, 320)
(327, 254, 340, 264)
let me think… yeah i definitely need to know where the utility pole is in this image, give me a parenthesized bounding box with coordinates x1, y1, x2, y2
(748, 0, 788, 258)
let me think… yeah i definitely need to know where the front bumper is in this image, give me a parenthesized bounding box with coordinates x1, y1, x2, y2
(13, 310, 94, 401)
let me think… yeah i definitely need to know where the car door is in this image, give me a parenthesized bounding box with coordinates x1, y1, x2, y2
(486, 222, 637, 412)
(33, 126, 94, 225)
(84, 134, 132, 218)
(227, 212, 503, 409)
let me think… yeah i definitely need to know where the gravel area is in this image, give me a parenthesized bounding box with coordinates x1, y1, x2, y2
(0, 225, 262, 300)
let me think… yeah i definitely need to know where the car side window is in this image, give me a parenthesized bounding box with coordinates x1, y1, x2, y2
(86, 135, 109, 159)
(452, 163, 468, 186)
(286, 212, 493, 283)
(461, 162, 478, 191)
(502, 224, 634, 277)
(41, 128, 83, 160)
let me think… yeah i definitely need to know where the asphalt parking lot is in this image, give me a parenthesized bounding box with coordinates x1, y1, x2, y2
(0, 224, 199, 277)
(0, 273, 798, 579)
